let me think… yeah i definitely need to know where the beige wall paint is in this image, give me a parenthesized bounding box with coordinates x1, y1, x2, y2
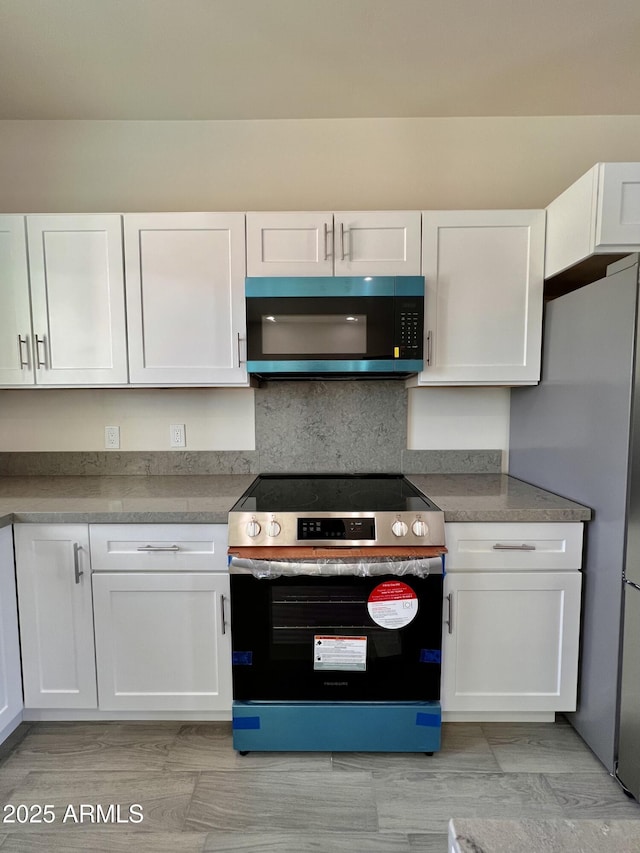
(0, 389, 255, 451)
(1, 115, 638, 459)
(1, 116, 640, 212)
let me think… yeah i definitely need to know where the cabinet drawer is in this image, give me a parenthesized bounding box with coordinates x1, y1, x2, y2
(89, 524, 227, 571)
(445, 523, 583, 571)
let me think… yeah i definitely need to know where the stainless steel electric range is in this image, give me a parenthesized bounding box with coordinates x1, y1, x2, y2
(227, 474, 446, 754)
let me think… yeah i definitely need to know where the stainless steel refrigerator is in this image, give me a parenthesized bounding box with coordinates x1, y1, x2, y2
(509, 253, 640, 799)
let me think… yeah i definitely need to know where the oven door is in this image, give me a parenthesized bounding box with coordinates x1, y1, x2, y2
(230, 571, 443, 702)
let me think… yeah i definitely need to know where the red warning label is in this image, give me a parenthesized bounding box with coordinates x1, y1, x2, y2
(367, 580, 418, 629)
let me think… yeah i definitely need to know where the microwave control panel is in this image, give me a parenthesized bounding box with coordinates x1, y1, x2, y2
(395, 298, 424, 358)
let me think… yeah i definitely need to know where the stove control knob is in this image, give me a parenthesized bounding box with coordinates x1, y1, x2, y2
(412, 519, 429, 538)
(246, 520, 261, 538)
(391, 519, 409, 537)
(267, 520, 281, 538)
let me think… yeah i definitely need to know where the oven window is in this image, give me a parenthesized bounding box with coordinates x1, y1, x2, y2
(262, 315, 366, 355)
(270, 584, 401, 661)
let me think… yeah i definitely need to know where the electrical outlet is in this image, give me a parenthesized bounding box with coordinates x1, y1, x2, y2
(104, 426, 120, 450)
(170, 423, 186, 448)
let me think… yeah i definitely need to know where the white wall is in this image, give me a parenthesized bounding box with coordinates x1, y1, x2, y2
(0, 389, 255, 452)
(1, 115, 639, 458)
(2, 116, 640, 212)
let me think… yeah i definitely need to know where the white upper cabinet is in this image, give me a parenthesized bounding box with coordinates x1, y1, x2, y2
(0, 215, 33, 385)
(125, 213, 248, 385)
(26, 215, 128, 385)
(413, 210, 545, 386)
(545, 163, 640, 278)
(246, 211, 421, 277)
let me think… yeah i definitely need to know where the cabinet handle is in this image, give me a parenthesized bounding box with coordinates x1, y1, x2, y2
(17, 335, 30, 369)
(339, 222, 346, 260)
(445, 592, 453, 634)
(323, 222, 331, 261)
(73, 543, 83, 584)
(426, 330, 433, 366)
(221, 594, 227, 635)
(136, 544, 180, 552)
(237, 332, 246, 366)
(34, 334, 47, 369)
(492, 543, 536, 551)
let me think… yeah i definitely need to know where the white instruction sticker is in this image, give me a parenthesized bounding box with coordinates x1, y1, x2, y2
(313, 635, 367, 671)
(367, 580, 418, 629)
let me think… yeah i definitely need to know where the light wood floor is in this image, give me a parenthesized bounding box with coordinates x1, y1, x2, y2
(0, 718, 638, 852)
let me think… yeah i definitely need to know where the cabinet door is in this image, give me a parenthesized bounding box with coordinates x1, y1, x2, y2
(14, 524, 96, 709)
(246, 212, 334, 277)
(333, 211, 421, 276)
(418, 210, 544, 385)
(441, 571, 581, 713)
(595, 162, 640, 250)
(0, 526, 22, 742)
(93, 572, 232, 711)
(0, 215, 34, 386)
(125, 213, 247, 385)
(26, 215, 128, 386)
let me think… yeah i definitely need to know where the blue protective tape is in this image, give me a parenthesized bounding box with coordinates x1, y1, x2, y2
(232, 651, 253, 666)
(245, 276, 424, 298)
(420, 649, 442, 664)
(415, 712, 440, 728)
(233, 716, 261, 730)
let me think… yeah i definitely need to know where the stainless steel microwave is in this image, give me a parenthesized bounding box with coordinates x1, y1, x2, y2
(245, 276, 424, 378)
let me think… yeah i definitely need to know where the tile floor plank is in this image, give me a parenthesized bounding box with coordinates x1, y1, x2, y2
(201, 830, 413, 852)
(0, 830, 208, 852)
(373, 771, 564, 833)
(166, 723, 333, 772)
(5, 770, 198, 832)
(185, 770, 378, 832)
(407, 834, 452, 852)
(544, 772, 640, 819)
(332, 724, 500, 774)
(482, 721, 604, 773)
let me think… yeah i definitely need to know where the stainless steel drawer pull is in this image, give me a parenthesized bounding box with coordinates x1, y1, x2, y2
(137, 544, 180, 552)
(221, 594, 227, 635)
(237, 332, 245, 366)
(445, 592, 453, 634)
(73, 543, 83, 584)
(426, 330, 433, 366)
(339, 222, 346, 260)
(492, 543, 536, 551)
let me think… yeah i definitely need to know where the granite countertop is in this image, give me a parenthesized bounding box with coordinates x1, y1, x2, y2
(0, 474, 256, 527)
(0, 472, 591, 527)
(407, 474, 591, 522)
(449, 818, 640, 852)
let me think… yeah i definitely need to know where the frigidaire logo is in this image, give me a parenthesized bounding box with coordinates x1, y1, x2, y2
(324, 681, 349, 686)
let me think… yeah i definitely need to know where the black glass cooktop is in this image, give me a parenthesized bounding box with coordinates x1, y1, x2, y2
(230, 474, 439, 513)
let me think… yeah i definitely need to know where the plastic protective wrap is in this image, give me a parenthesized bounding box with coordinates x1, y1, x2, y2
(229, 555, 442, 578)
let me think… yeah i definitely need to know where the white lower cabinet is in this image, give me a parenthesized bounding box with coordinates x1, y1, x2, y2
(0, 526, 23, 741)
(14, 522, 232, 716)
(441, 570, 582, 713)
(92, 571, 231, 711)
(14, 524, 97, 709)
(441, 521, 584, 717)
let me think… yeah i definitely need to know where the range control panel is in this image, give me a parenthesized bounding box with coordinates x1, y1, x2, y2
(298, 517, 376, 541)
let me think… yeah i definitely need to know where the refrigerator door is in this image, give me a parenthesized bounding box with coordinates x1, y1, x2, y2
(509, 260, 639, 772)
(618, 582, 640, 798)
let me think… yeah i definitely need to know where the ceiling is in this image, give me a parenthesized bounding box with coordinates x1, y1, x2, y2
(1, 0, 640, 120)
